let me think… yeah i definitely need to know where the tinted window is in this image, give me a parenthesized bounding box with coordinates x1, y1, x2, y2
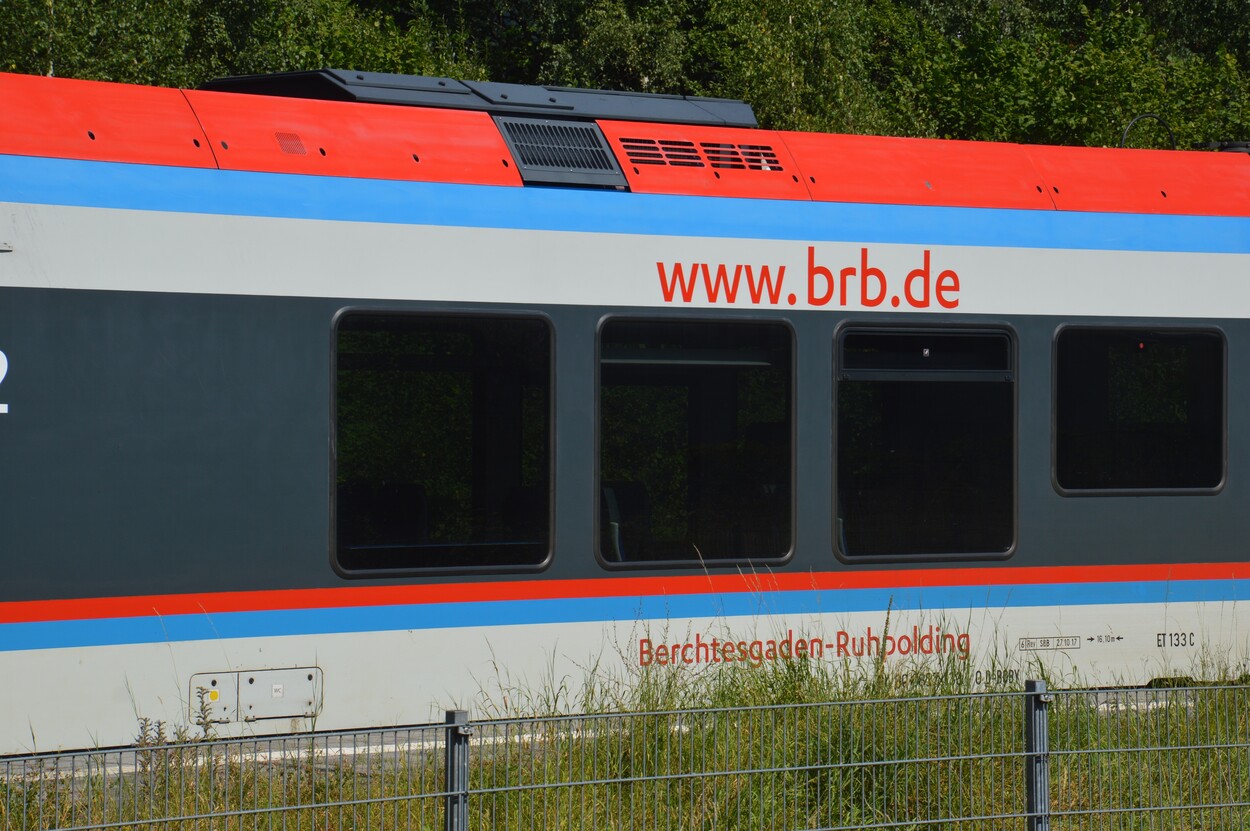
(1055, 328, 1223, 491)
(335, 313, 551, 572)
(599, 319, 792, 564)
(836, 329, 1014, 557)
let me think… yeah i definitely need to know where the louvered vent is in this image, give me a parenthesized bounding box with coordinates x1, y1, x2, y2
(621, 138, 783, 172)
(702, 142, 782, 170)
(620, 138, 704, 167)
(495, 116, 627, 188)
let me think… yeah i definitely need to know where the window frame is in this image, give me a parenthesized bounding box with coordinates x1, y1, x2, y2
(594, 314, 797, 570)
(833, 323, 1018, 563)
(330, 306, 556, 578)
(1051, 324, 1227, 497)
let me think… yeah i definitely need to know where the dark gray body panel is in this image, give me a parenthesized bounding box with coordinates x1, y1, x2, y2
(1, 286, 1244, 601)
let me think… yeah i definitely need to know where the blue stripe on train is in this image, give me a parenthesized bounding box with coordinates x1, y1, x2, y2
(3, 154, 1250, 254)
(0, 578, 1244, 651)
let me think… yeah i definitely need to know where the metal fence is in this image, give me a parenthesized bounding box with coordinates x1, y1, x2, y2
(2, 682, 1247, 830)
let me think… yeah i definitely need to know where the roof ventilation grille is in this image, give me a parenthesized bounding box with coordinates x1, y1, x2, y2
(495, 116, 627, 188)
(275, 131, 307, 155)
(620, 137, 783, 172)
(724, 142, 782, 171)
(620, 137, 703, 167)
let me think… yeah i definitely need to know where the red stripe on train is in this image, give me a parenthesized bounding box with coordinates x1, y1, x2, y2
(3, 562, 1247, 625)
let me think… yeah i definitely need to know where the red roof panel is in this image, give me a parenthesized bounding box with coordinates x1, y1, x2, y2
(1024, 144, 1250, 216)
(184, 89, 522, 186)
(0, 73, 215, 168)
(780, 132, 1054, 211)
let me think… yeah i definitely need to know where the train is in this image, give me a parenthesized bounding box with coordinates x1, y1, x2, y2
(2, 68, 1249, 756)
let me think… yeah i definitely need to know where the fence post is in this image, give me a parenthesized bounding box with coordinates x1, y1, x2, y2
(1024, 680, 1052, 831)
(444, 709, 472, 831)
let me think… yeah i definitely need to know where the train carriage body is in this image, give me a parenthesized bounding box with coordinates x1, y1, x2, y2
(1, 70, 1249, 754)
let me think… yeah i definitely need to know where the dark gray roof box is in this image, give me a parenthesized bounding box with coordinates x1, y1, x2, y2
(201, 69, 758, 129)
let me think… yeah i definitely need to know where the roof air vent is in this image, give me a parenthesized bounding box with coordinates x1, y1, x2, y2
(704, 142, 782, 171)
(620, 138, 703, 167)
(275, 131, 307, 155)
(620, 137, 783, 172)
(495, 116, 627, 188)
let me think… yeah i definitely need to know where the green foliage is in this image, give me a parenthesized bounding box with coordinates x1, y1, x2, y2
(543, 0, 694, 92)
(0, 0, 219, 85)
(0, 0, 485, 85)
(0, 0, 1248, 145)
(859, 1, 1250, 146)
(702, 0, 890, 134)
(235, 0, 482, 78)
(10, 671, 1245, 830)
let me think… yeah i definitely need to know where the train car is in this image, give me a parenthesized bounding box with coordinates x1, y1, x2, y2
(2, 68, 1249, 755)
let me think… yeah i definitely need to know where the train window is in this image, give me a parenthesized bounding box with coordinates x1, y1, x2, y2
(334, 312, 551, 573)
(1055, 328, 1224, 492)
(598, 319, 792, 564)
(836, 329, 1014, 558)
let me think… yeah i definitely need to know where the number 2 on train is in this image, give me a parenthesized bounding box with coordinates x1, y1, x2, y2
(0, 349, 8, 413)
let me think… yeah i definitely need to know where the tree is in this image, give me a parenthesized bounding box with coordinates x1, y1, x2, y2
(700, 0, 890, 134)
(0, 0, 485, 86)
(0, 0, 226, 85)
(1, 0, 1246, 146)
(541, 0, 693, 93)
(233, 0, 483, 79)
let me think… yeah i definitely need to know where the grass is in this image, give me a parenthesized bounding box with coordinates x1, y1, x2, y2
(2, 658, 1248, 830)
